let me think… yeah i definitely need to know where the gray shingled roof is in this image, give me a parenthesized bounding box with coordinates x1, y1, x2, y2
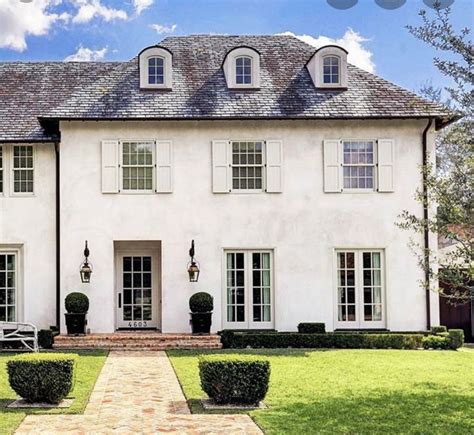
(0, 35, 453, 142)
(0, 62, 120, 141)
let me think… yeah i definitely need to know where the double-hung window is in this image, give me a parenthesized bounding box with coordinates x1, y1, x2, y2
(0, 253, 17, 322)
(231, 141, 264, 191)
(148, 57, 164, 85)
(12, 145, 34, 194)
(336, 249, 385, 329)
(342, 140, 376, 190)
(121, 141, 154, 192)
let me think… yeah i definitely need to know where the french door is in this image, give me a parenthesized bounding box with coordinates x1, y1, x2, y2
(335, 250, 386, 329)
(223, 250, 274, 329)
(116, 252, 159, 329)
(0, 253, 17, 322)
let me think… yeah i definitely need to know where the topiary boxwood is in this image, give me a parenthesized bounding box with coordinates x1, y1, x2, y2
(298, 322, 326, 334)
(431, 325, 448, 335)
(448, 329, 464, 350)
(199, 355, 270, 405)
(189, 292, 213, 313)
(7, 353, 78, 404)
(422, 335, 449, 350)
(65, 292, 89, 314)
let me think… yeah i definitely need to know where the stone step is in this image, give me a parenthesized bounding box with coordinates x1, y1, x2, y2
(53, 333, 222, 350)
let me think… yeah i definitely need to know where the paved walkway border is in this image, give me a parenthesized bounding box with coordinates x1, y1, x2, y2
(16, 351, 262, 434)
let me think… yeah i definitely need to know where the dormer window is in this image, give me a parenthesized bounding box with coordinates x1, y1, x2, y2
(236, 56, 252, 85)
(138, 46, 173, 90)
(323, 56, 340, 85)
(223, 47, 260, 89)
(307, 45, 348, 89)
(148, 57, 164, 85)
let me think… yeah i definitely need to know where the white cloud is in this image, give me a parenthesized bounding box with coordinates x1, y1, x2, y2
(133, 0, 153, 15)
(280, 29, 375, 73)
(0, 0, 70, 52)
(149, 23, 177, 34)
(64, 45, 107, 61)
(72, 0, 127, 24)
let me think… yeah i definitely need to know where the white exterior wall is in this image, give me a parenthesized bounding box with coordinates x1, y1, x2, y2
(56, 118, 438, 333)
(0, 143, 57, 329)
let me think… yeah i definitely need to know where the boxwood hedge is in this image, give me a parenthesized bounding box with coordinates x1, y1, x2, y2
(7, 353, 78, 404)
(298, 322, 326, 334)
(199, 355, 270, 405)
(219, 330, 424, 349)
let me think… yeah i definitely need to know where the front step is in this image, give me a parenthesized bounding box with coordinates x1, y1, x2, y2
(53, 333, 222, 350)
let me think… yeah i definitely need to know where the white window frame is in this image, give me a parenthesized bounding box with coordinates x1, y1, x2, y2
(11, 145, 34, 196)
(119, 140, 156, 194)
(322, 55, 341, 85)
(235, 56, 253, 85)
(230, 140, 266, 193)
(341, 139, 378, 193)
(334, 249, 386, 330)
(222, 249, 275, 330)
(147, 56, 165, 86)
(0, 248, 21, 323)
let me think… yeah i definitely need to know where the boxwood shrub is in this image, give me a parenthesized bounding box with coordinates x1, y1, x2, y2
(38, 329, 54, 349)
(431, 325, 448, 335)
(448, 329, 464, 350)
(422, 335, 449, 350)
(219, 330, 424, 349)
(298, 323, 326, 334)
(7, 353, 78, 404)
(199, 355, 270, 405)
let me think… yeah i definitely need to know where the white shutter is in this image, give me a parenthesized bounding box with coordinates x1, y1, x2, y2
(323, 139, 342, 192)
(212, 140, 230, 193)
(101, 140, 119, 193)
(265, 140, 283, 193)
(155, 140, 173, 193)
(377, 139, 395, 192)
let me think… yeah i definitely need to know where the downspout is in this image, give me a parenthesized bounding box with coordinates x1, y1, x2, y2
(55, 141, 61, 332)
(422, 118, 433, 330)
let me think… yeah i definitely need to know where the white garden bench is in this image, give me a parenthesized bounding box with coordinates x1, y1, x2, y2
(0, 322, 39, 352)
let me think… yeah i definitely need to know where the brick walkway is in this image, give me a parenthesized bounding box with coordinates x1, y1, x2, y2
(16, 351, 262, 434)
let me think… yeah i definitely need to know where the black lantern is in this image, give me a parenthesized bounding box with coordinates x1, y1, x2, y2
(187, 240, 200, 282)
(79, 241, 93, 283)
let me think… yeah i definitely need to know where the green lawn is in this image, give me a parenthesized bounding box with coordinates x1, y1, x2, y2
(0, 350, 107, 435)
(168, 348, 474, 434)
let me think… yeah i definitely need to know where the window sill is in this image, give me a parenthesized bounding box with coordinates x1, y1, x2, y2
(229, 189, 265, 194)
(341, 189, 376, 194)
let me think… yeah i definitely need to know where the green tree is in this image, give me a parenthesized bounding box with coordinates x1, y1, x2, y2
(398, 3, 473, 304)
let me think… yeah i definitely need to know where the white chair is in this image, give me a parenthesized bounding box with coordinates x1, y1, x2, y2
(0, 322, 39, 352)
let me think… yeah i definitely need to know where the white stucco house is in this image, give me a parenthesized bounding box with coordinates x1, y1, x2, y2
(0, 35, 454, 334)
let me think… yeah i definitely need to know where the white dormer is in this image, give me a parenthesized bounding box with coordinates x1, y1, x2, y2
(223, 47, 260, 89)
(139, 46, 173, 90)
(306, 45, 348, 89)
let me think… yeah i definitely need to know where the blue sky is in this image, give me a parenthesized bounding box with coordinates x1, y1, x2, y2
(0, 0, 472, 96)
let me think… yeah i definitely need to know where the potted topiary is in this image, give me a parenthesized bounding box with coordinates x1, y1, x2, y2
(189, 292, 213, 334)
(65, 292, 89, 335)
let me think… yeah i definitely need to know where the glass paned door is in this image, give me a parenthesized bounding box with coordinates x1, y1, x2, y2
(116, 253, 158, 329)
(335, 250, 385, 329)
(224, 250, 274, 329)
(0, 254, 16, 321)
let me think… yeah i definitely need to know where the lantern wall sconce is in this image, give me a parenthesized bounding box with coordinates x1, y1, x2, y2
(187, 240, 200, 282)
(79, 240, 93, 283)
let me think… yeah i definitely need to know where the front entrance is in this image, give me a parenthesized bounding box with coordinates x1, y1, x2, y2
(115, 244, 160, 329)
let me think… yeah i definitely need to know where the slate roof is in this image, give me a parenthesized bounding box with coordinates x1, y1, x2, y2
(0, 35, 454, 142)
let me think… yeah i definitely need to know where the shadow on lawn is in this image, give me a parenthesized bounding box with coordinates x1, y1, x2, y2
(253, 390, 473, 434)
